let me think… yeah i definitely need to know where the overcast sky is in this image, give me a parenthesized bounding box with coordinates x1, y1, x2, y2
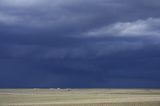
(0, 0, 160, 88)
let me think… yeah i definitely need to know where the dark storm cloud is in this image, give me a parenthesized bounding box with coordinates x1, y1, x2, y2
(0, 0, 160, 88)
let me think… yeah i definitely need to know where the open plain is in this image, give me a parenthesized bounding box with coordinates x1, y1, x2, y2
(0, 89, 160, 106)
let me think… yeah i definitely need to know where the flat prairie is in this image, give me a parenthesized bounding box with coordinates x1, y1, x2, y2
(0, 89, 160, 106)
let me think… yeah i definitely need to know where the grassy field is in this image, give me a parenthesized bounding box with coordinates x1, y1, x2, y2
(0, 89, 160, 106)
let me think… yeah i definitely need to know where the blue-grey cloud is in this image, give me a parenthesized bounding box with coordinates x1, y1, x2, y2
(0, 0, 160, 88)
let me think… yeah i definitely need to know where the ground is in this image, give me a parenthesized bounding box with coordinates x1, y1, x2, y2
(0, 89, 160, 106)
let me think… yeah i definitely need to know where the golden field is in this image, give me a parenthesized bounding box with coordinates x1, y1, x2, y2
(0, 89, 160, 106)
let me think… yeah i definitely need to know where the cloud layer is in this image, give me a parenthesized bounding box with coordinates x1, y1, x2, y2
(85, 18, 160, 38)
(0, 0, 160, 88)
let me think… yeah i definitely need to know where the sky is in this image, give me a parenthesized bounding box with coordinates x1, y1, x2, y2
(0, 0, 160, 88)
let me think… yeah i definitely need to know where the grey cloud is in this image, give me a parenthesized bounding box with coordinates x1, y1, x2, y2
(84, 18, 160, 38)
(1, 0, 160, 88)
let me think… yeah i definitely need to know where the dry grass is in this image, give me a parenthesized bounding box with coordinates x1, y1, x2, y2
(0, 89, 160, 106)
